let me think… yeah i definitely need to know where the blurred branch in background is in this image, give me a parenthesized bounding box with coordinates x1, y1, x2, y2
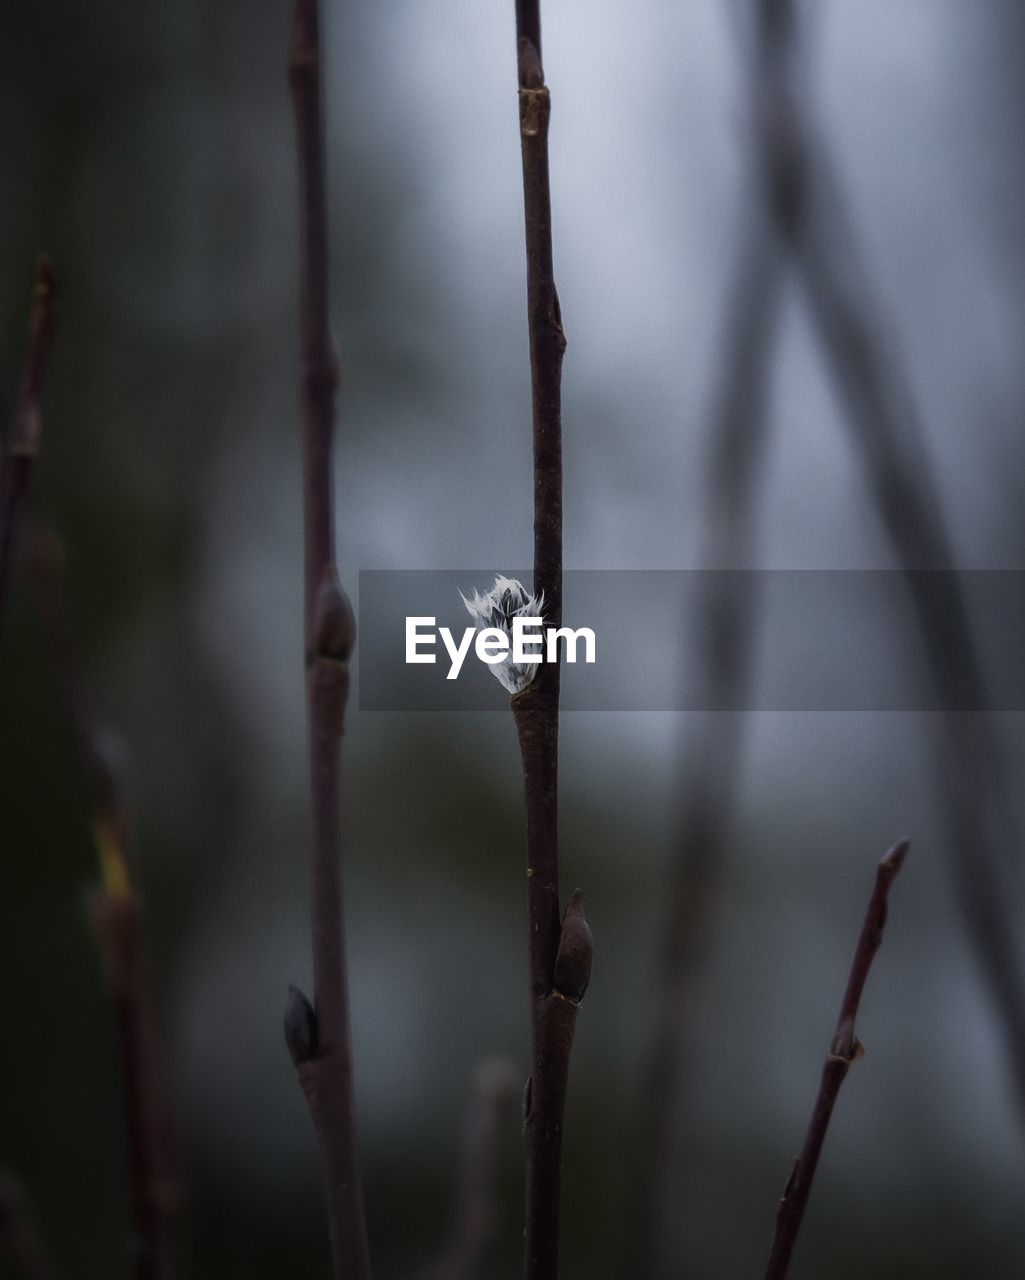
(284, 2, 371, 1278)
(0, 1172, 53, 1280)
(0, 257, 55, 642)
(422, 1058, 519, 1280)
(637, 227, 782, 1275)
(757, 0, 1025, 1124)
(641, 0, 1025, 1271)
(763, 839, 909, 1280)
(29, 530, 180, 1280)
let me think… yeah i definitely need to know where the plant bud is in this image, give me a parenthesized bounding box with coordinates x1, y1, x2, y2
(553, 889, 593, 1003)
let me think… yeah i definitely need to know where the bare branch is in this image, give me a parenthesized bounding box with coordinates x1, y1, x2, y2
(763, 839, 909, 1280)
(510, 11, 590, 1278)
(285, 3, 371, 1277)
(29, 531, 180, 1280)
(425, 1058, 518, 1280)
(0, 256, 56, 641)
(637, 208, 783, 1280)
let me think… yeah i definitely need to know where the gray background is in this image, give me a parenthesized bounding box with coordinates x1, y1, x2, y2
(3, 1, 1025, 1276)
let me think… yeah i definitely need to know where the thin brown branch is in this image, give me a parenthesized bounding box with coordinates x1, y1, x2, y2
(514, 886, 593, 1280)
(29, 531, 180, 1280)
(425, 1058, 518, 1280)
(91, 888, 180, 1280)
(763, 839, 909, 1280)
(285, 3, 371, 1277)
(0, 257, 56, 642)
(0, 1173, 54, 1280)
(511, 12, 587, 1280)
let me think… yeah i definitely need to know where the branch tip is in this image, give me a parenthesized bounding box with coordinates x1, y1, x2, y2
(288, 0, 319, 82)
(33, 254, 55, 301)
(880, 837, 910, 877)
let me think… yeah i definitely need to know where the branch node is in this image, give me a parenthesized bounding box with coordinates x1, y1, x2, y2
(519, 87, 550, 139)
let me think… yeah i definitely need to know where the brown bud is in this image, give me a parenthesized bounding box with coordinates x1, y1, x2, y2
(517, 36, 543, 89)
(553, 889, 593, 1003)
(284, 984, 318, 1065)
(314, 569, 355, 662)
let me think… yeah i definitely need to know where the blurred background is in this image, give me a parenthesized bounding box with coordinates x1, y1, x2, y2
(3, 0, 1025, 1276)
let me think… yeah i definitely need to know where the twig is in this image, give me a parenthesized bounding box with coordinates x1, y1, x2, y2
(424, 1058, 518, 1280)
(0, 1173, 54, 1280)
(510, 13, 593, 1280)
(284, 3, 371, 1278)
(753, 0, 1025, 1127)
(513, 887, 593, 1280)
(637, 224, 782, 1278)
(29, 532, 180, 1280)
(763, 839, 909, 1280)
(636, 4, 801, 1264)
(0, 257, 56, 642)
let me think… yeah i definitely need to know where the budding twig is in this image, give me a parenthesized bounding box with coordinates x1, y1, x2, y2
(0, 257, 56, 642)
(29, 531, 180, 1280)
(425, 1058, 519, 1280)
(763, 839, 909, 1280)
(638, 201, 783, 1280)
(510, 8, 589, 1279)
(286, 3, 371, 1277)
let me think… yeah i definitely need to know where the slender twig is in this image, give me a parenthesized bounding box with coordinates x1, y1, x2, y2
(28, 531, 180, 1280)
(637, 225, 782, 1278)
(284, 3, 371, 1277)
(510, 13, 593, 1280)
(753, 0, 1025, 1127)
(424, 1058, 518, 1280)
(636, 6, 801, 1265)
(763, 839, 909, 1280)
(0, 1173, 53, 1280)
(0, 257, 56, 642)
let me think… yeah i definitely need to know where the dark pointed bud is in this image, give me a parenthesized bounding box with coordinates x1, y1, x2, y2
(314, 570, 355, 662)
(553, 889, 593, 1003)
(284, 984, 318, 1065)
(34, 254, 55, 302)
(517, 36, 543, 89)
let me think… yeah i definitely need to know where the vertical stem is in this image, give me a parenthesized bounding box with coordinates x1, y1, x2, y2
(92, 883, 180, 1280)
(0, 257, 56, 642)
(286, 3, 371, 1278)
(30, 532, 180, 1280)
(511, 10, 583, 1280)
(426, 1058, 518, 1280)
(763, 840, 909, 1280)
(637, 225, 781, 1279)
